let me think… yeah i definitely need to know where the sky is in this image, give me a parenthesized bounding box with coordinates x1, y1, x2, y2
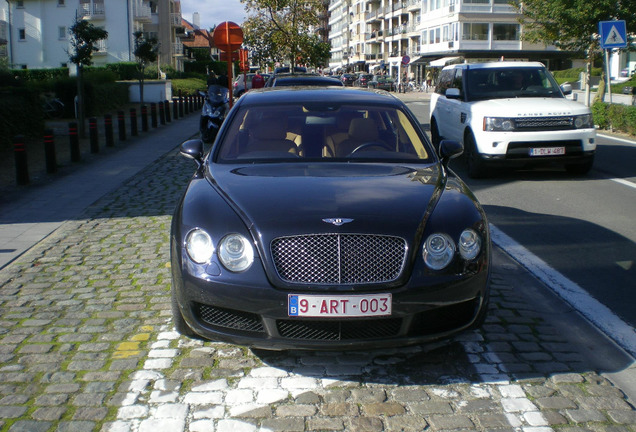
(180, 0, 248, 31)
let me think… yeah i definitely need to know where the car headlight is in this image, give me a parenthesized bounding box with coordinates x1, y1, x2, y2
(459, 229, 481, 260)
(423, 233, 455, 270)
(185, 229, 214, 264)
(484, 117, 515, 132)
(218, 234, 254, 272)
(573, 114, 593, 129)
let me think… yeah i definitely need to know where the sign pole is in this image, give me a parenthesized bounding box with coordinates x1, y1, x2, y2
(605, 49, 612, 105)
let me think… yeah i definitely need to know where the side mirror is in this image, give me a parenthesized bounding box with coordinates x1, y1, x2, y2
(439, 139, 463, 169)
(180, 139, 204, 169)
(560, 83, 572, 95)
(445, 88, 461, 99)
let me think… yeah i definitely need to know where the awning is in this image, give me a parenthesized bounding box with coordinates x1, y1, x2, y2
(429, 56, 461, 67)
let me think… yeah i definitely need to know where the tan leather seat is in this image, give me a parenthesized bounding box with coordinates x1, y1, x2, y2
(335, 118, 380, 157)
(246, 121, 297, 155)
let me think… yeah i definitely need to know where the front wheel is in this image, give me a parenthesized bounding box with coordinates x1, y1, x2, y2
(565, 156, 594, 175)
(464, 132, 488, 179)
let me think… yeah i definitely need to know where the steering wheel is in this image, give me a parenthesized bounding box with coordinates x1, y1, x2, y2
(348, 141, 393, 156)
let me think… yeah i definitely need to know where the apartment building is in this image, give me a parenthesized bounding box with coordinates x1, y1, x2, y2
(0, 0, 185, 71)
(328, 0, 571, 82)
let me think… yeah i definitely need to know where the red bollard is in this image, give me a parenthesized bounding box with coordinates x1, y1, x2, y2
(14, 135, 29, 185)
(43, 128, 57, 173)
(118, 111, 126, 141)
(104, 114, 114, 147)
(69, 122, 80, 162)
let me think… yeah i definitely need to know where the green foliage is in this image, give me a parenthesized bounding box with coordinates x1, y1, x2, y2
(592, 101, 636, 136)
(0, 87, 44, 147)
(68, 18, 109, 68)
(171, 78, 208, 96)
(242, 0, 330, 68)
(104, 63, 139, 80)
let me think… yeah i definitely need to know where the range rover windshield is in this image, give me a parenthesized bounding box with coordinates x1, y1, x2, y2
(464, 67, 563, 102)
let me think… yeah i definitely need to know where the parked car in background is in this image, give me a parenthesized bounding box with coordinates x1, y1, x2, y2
(340, 73, 357, 86)
(233, 73, 271, 98)
(429, 61, 596, 178)
(355, 74, 374, 88)
(264, 73, 344, 87)
(171, 87, 491, 350)
(368, 75, 396, 91)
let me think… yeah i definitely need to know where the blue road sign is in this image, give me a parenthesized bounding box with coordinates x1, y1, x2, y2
(599, 20, 627, 49)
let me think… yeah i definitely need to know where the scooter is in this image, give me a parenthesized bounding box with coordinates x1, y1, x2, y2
(199, 84, 230, 143)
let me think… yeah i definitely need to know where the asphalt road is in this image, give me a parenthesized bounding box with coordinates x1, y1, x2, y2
(403, 94, 636, 348)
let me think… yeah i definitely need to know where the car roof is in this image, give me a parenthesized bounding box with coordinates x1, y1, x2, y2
(269, 74, 344, 87)
(236, 86, 402, 107)
(444, 61, 546, 70)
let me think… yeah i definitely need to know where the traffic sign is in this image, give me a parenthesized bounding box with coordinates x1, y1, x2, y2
(213, 21, 243, 52)
(599, 20, 627, 49)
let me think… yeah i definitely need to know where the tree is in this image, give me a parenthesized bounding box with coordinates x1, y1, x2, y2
(514, 0, 636, 103)
(133, 31, 159, 106)
(241, 0, 330, 69)
(68, 16, 108, 137)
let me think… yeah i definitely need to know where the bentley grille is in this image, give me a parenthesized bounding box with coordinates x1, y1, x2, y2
(271, 234, 407, 284)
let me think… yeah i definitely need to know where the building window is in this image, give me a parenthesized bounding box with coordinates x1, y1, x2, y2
(16, 1, 24, 8)
(58, 0, 65, 5)
(59, 26, 67, 39)
(462, 23, 489, 40)
(18, 28, 26, 40)
(463, 0, 489, 3)
(493, 23, 519, 40)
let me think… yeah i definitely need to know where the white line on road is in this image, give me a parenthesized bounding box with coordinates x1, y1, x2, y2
(490, 225, 636, 359)
(610, 177, 636, 190)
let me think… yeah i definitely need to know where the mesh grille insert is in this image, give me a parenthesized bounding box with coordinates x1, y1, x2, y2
(271, 234, 407, 284)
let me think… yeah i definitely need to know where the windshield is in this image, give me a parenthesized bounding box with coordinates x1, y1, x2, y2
(206, 85, 229, 103)
(464, 67, 563, 101)
(215, 103, 432, 163)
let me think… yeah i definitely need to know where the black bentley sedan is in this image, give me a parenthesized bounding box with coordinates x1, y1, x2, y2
(171, 87, 491, 350)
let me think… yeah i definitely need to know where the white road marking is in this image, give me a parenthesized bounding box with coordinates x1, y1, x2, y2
(490, 224, 636, 358)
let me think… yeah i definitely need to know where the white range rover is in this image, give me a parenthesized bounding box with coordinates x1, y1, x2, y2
(429, 61, 596, 178)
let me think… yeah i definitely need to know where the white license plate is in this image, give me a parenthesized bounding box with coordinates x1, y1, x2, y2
(529, 147, 565, 156)
(288, 294, 392, 317)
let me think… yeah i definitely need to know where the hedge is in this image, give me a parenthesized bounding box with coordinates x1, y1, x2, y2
(592, 101, 636, 136)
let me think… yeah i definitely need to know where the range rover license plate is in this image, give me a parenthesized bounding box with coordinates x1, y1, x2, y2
(529, 147, 565, 156)
(288, 294, 392, 317)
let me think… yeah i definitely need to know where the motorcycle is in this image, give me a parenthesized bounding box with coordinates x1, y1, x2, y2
(199, 85, 230, 143)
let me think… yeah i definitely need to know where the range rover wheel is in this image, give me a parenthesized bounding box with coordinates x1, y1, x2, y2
(565, 156, 594, 175)
(465, 132, 488, 178)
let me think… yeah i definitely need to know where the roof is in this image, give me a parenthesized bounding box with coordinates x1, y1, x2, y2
(236, 87, 403, 107)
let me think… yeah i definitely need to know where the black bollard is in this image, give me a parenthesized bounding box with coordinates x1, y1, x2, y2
(178, 91, 184, 117)
(117, 110, 126, 141)
(158, 101, 166, 125)
(141, 105, 148, 132)
(89, 117, 99, 153)
(14, 135, 29, 185)
(69, 122, 80, 162)
(150, 103, 157, 128)
(164, 100, 171, 123)
(173, 98, 179, 119)
(130, 108, 138, 136)
(104, 114, 114, 147)
(43, 129, 57, 173)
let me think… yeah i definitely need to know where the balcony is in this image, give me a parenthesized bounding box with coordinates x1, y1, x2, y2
(134, 2, 152, 23)
(171, 13, 183, 27)
(0, 20, 7, 44)
(172, 42, 184, 57)
(79, 2, 105, 20)
(93, 39, 107, 55)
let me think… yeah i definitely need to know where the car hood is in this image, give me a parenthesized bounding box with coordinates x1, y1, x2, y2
(471, 97, 590, 116)
(209, 162, 443, 239)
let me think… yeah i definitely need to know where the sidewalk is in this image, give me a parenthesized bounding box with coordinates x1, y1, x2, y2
(0, 111, 200, 270)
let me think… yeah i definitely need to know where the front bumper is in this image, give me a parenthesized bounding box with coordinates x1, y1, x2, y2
(473, 128, 596, 165)
(172, 261, 490, 351)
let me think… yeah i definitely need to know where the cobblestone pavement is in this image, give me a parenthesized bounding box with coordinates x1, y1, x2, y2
(1, 124, 635, 432)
